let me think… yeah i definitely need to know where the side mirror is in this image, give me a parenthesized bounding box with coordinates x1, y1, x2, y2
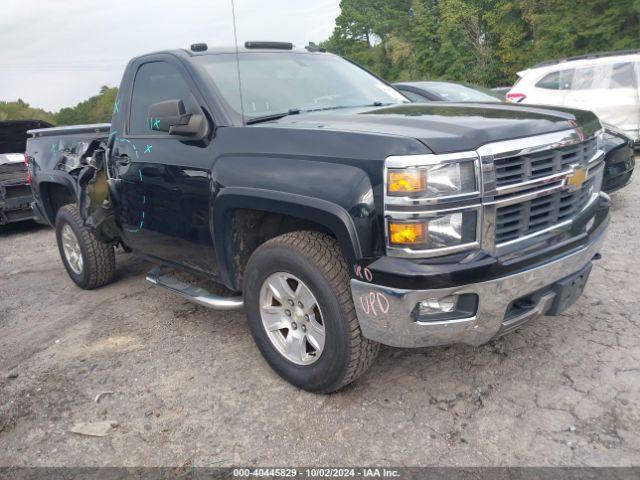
(147, 99, 205, 136)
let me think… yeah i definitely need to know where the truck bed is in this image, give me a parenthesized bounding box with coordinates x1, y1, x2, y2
(27, 123, 111, 173)
(28, 123, 111, 138)
(26, 123, 112, 226)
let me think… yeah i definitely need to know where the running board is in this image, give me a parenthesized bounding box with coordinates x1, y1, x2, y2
(146, 266, 244, 310)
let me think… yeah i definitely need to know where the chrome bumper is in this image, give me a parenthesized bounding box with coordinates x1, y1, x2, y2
(351, 224, 608, 348)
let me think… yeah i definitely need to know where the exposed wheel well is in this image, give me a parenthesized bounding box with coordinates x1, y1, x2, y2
(230, 209, 337, 289)
(40, 182, 76, 224)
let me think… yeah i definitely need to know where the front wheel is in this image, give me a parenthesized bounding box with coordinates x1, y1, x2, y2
(55, 204, 116, 289)
(243, 231, 379, 393)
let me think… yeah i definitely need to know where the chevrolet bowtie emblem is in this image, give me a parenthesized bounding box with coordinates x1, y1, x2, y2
(567, 167, 587, 190)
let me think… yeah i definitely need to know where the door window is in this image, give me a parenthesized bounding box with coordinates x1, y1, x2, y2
(535, 69, 573, 90)
(128, 61, 198, 135)
(571, 62, 636, 90)
(572, 65, 607, 90)
(609, 62, 637, 88)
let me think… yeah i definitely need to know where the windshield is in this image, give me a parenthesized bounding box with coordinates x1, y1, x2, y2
(420, 82, 501, 103)
(195, 52, 409, 121)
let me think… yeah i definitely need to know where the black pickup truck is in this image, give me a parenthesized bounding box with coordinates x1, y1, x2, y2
(27, 43, 611, 392)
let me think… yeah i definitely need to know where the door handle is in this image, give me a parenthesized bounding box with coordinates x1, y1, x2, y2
(115, 154, 131, 166)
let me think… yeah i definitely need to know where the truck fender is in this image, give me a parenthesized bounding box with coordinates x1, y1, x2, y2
(34, 172, 80, 225)
(213, 187, 363, 290)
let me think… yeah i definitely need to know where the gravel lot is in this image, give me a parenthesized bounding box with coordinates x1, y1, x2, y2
(1, 173, 639, 467)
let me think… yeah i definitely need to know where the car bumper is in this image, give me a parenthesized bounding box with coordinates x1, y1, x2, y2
(603, 155, 635, 193)
(351, 211, 609, 349)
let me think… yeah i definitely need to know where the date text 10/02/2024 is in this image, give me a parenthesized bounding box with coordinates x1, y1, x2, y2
(232, 467, 401, 477)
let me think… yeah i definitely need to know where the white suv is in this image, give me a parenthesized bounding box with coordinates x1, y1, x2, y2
(507, 51, 640, 144)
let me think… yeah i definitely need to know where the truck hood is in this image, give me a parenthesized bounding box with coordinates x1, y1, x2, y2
(1, 119, 53, 159)
(260, 103, 601, 154)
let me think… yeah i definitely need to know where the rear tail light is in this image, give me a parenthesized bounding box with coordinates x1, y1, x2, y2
(24, 153, 31, 185)
(506, 92, 526, 103)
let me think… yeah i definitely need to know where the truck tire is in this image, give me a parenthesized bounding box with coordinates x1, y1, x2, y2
(55, 204, 116, 290)
(243, 231, 379, 393)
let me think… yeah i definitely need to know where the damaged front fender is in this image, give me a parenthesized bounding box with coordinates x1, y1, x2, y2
(77, 148, 118, 243)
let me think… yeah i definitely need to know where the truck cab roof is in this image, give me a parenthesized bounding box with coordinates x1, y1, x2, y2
(134, 45, 330, 62)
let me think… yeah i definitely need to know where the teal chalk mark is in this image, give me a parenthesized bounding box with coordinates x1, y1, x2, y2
(124, 196, 147, 233)
(113, 99, 120, 114)
(114, 136, 147, 234)
(144, 144, 153, 154)
(50, 143, 58, 153)
(153, 118, 161, 130)
(115, 136, 139, 159)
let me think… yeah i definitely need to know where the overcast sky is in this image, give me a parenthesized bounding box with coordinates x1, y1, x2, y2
(0, 0, 340, 111)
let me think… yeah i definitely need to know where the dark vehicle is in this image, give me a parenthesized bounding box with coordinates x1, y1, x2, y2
(601, 123, 635, 193)
(393, 81, 502, 103)
(27, 43, 610, 392)
(491, 86, 511, 99)
(0, 119, 52, 225)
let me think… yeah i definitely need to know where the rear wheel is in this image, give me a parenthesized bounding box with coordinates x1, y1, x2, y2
(55, 204, 115, 289)
(244, 231, 379, 393)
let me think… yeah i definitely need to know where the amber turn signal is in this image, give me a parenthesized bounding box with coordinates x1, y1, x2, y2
(388, 222, 428, 245)
(387, 169, 426, 194)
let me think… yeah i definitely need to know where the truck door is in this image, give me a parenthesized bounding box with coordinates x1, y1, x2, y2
(111, 59, 217, 274)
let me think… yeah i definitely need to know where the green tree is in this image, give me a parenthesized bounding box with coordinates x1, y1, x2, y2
(321, 0, 640, 87)
(1, 86, 119, 126)
(54, 86, 118, 126)
(0, 99, 55, 124)
(521, 0, 640, 63)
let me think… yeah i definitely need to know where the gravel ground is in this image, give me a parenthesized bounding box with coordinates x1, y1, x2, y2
(1, 175, 639, 467)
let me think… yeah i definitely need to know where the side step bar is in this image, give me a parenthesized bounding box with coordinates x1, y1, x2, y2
(146, 266, 244, 311)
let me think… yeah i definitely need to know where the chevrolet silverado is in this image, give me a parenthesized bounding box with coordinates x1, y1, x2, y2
(26, 42, 610, 392)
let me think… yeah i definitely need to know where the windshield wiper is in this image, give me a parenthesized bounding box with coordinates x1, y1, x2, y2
(306, 102, 395, 113)
(306, 105, 358, 113)
(246, 109, 301, 125)
(246, 102, 396, 123)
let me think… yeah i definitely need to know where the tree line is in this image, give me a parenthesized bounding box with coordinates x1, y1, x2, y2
(0, 86, 117, 126)
(320, 0, 640, 87)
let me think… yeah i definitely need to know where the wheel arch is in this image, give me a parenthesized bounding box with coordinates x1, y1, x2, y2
(36, 175, 78, 225)
(213, 187, 364, 291)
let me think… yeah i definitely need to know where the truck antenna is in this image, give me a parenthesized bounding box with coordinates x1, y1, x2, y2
(230, 0, 246, 125)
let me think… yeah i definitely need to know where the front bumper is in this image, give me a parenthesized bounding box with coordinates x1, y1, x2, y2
(603, 155, 635, 193)
(351, 214, 608, 349)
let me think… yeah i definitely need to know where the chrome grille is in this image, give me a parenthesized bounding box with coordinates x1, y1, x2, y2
(494, 137, 597, 187)
(383, 128, 604, 259)
(495, 177, 594, 243)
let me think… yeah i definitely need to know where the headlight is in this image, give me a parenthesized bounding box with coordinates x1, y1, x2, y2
(387, 161, 476, 198)
(387, 169, 426, 195)
(384, 152, 481, 258)
(388, 210, 478, 250)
